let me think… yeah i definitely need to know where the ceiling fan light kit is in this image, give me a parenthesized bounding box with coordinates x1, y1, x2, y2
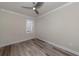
(22, 2, 44, 15)
(33, 7, 36, 10)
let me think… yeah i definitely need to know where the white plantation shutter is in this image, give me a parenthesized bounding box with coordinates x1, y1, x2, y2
(26, 19, 33, 33)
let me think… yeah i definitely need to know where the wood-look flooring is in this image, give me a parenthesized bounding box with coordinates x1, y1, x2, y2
(0, 39, 77, 56)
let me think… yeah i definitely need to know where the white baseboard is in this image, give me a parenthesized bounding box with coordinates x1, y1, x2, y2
(40, 39, 79, 56)
(0, 38, 32, 48)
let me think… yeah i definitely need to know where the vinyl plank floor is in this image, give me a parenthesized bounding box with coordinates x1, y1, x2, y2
(0, 39, 76, 56)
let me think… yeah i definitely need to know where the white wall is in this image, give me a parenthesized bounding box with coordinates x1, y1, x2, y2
(0, 10, 35, 47)
(35, 2, 79, 53)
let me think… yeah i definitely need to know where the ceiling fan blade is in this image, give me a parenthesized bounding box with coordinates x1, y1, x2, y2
(34, 9, 39, 14)
(34, 2, 44, 8)
(33, 2, 36, 4)
(22, 6, 33, 9)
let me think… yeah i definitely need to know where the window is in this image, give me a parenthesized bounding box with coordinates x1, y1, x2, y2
(26, 19, 33, 33)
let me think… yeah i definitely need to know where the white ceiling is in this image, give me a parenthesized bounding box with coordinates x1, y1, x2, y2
(0, 2, 67, 17)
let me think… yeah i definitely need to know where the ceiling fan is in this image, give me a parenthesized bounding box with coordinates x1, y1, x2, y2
(22, 2, 44, 15)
